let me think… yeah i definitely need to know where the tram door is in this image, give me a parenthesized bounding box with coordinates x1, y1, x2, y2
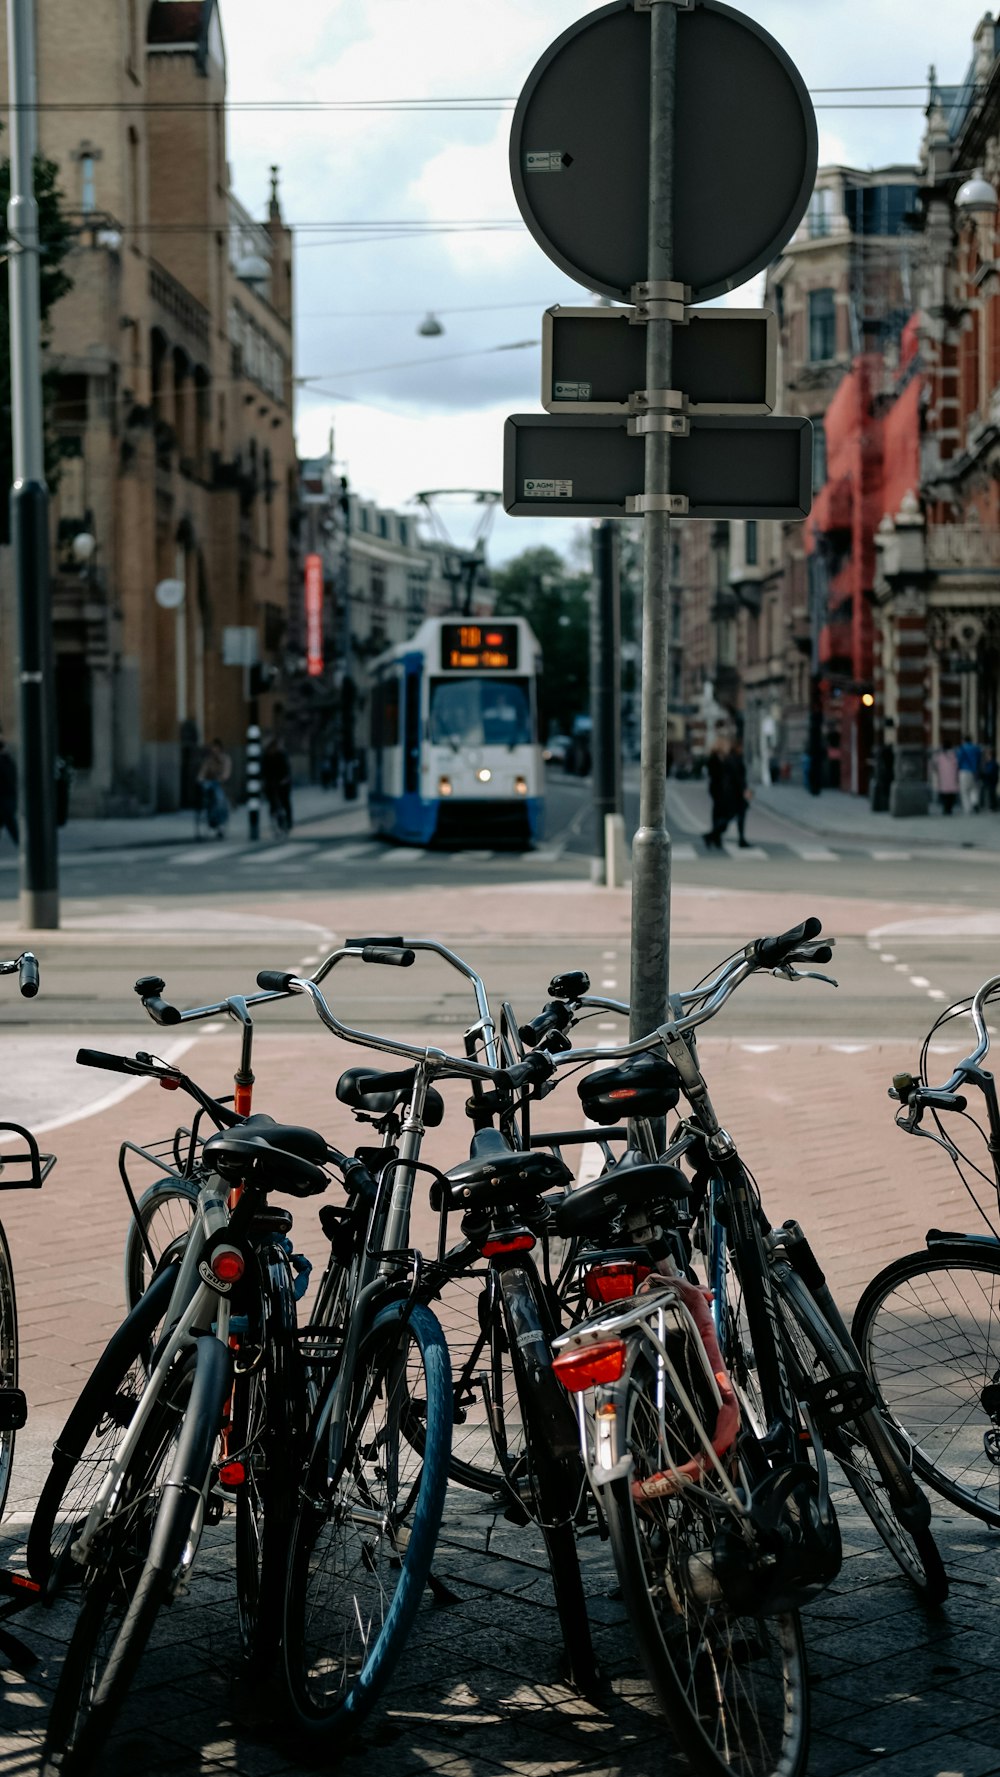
(400, 654, 423, 836)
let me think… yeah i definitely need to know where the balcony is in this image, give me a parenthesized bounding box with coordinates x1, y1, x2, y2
(926, 525, 1000, 573)
(811, 475, 852, 536)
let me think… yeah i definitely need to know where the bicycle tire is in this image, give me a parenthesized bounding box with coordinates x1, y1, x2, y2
(233, 1235, 305, 1672)
(438, 1260, 527, 1493)
(852, 1240, 1000, 1530)
(123, 1174, 200, 1310)
(282, 1300, 451, 1736)
(0, 1221, 17, 1521)
(602, 1356, 809, 1777)
(778, 1268, 947, 1603)
(27, 1262, 180, 1593)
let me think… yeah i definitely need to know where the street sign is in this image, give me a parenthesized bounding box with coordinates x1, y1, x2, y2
(222, 625, 259, 667)
(541, 305, 776, 415)
(504, 412, 812, 519)
(154, 577, 184, 610)
(510, 0, 817, 302)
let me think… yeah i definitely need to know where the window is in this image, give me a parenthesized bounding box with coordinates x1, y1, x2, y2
(811, 415, 828, 491)
(744, 520, 758, 567)
(127, 128, 140, 233)
(808, 289, 836, 363)
(371, 674, 400, 748)
(807, 187, 837, 239)
(429, 677, 532, 748)
(80, 153, 96, 213)
(843, 184, 918, 238)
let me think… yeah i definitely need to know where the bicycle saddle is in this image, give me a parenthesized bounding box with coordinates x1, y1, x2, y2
(577, 1053, 682, 1125)
(336, 1066, 445, 1128)
(554, 1149, 690, 1238)
(203, 1114, 330, 1197)
(434, 1130, 572, 1212)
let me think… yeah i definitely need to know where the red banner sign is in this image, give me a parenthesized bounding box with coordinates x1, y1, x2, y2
(305, 553, 324, 677)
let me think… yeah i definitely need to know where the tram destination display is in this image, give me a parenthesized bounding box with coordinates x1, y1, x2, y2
(440, 623, 520, 671)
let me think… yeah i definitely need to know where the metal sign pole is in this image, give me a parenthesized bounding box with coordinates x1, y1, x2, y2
(7, 0, 58, 930)
(629, 0, 678, 1041)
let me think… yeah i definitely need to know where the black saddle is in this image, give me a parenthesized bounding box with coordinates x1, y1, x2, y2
(578, 1052, 682, 1125)
(433, 1128, 572, 1213)
(336, 1066, 445, 1128)
(554, 1148, 689, 1237)
(203, 1113, 330, 1197)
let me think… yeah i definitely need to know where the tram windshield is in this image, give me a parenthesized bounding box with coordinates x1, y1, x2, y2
(429, 676, 532, 749)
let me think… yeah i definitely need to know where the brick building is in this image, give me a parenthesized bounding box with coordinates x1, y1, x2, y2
(0, 0, 295, 813)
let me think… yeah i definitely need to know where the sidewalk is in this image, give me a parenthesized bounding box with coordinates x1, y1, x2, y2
(748, 780, 1000, 851)
(51, 784, 367, 854)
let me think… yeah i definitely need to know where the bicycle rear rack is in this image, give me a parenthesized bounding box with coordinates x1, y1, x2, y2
(0, 1122, 54, 1190)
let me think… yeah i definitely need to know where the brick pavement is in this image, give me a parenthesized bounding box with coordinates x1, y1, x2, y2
(1, 882, 998, 1773)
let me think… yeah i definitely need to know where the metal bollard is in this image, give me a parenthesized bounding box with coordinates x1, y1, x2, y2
(246, 722, 261, 841)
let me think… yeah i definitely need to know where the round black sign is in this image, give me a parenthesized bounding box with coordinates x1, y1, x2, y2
(510, 0, 817, 302)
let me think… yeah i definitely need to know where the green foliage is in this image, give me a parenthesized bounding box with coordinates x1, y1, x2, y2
(490, 545, 590, 735)
(0, 144, 75, 536)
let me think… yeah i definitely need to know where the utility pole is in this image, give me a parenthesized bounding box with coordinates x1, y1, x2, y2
(590, 519, 624, 884)
(629, 0, 677, 1041)
(7, 0, 58, 929)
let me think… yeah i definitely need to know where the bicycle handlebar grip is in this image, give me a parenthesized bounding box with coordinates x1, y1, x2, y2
(754, 916, 822, 968)
(360, 946, 415, 967)
(143, 996, 182, 1026)
(502, 1050, 556, 1093)
(804, 944, 833, 965)
(346, 935, 405, 948)
(256, 970, 298, 992)
(18, 953, 39, 998)
(76, 1047, 140, 1075)
(518, 1000, 573, 1048)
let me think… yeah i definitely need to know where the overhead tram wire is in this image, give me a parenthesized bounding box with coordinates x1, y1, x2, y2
(0, 82, 965, 112)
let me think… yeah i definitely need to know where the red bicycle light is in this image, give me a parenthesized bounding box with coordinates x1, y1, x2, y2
(584, 1261, 651, 1304)
(552, 1339, 627, 1392)
(209, 1246, 245, 1285)
(481, 1232, 536, 1258)
(159, 1076, 181, 1092)
(218, 1460, 246, 1486)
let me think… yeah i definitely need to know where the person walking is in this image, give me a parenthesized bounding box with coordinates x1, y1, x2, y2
(981, 745, 999, 813)
(0, 736, 18, 846)
(956, 734, 982, 814)
(262, 734, 293, 835)
(197, 738, 231, 839)
(727, 739, 752, 848)
(933, 744, 960, 815)
(703, 734, 732, 851)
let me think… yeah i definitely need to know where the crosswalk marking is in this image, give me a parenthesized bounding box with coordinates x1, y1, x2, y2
(793, 846, 838, 861)
(238, 843, 319, 866)
(870, 849, 911, 861)
(336, 843, 382, 862)
(168, 844, 243, 866)
(672, 843, 696, 861)
(721, 842, 767, 859)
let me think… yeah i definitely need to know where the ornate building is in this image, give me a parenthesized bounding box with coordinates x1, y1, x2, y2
(0, 0, 295, 812)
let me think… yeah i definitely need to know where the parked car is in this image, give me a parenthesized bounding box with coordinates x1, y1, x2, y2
(543, 733, 571, 766)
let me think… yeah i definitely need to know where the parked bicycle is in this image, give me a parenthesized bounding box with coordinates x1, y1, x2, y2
(853, 970, 1000, 1528)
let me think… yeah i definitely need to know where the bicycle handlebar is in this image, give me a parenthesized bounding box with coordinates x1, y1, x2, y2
(0, 951, 40, 998)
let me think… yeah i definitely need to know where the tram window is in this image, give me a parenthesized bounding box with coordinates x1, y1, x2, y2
(429, 677, 532, 748)
(371, 674, 400, 747)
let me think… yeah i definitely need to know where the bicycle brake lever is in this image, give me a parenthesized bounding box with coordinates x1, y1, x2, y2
(894, 1101, 960, 1159)
(774, 966, 839, 987)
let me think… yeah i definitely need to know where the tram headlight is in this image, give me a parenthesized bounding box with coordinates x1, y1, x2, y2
(515, 776, 528, 795)
(438, 775, 453, 796)
(477, 768, 492, 783)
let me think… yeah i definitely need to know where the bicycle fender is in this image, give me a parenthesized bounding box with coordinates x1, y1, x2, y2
(148, 1338, 233, 1574)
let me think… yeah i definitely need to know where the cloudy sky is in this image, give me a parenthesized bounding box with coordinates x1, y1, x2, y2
(221, 0, 985, 562)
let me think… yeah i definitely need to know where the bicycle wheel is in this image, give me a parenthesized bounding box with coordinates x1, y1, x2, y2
(27, 1262, 180, 1594)
(282, 1302, 451, 1736)
(853, 1240, 1000, 1530)
(233, 1236, 305, 1672)
(603, 1356, 809, 1777)
(778, 1269, 947, 1603)
(0, 1221, 17, 1521)
(123, 1174, 200, 1310)
(436, 1259, 526, 1492)
(44, 1336, 230, 1775)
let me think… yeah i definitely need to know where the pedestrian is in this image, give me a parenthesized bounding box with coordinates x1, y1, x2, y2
(933, 744, 960, 815)
(982, 745, 999, 813)
(197, 738, 231, 839)
(0, 735, 18, 846)
(262, 734, 293, 835)
(703, 734, 732, 851)
(956, 733, 982, 814)
(727, 739, 753, 848)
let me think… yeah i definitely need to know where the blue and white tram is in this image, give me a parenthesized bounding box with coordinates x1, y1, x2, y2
(368, 616, 544, 846)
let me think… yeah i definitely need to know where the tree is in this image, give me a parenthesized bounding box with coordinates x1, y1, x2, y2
(0, 139, 75, 541)
(490, 545, 589, 737)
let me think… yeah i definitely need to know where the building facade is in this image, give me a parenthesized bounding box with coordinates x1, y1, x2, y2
(0, 0, 295, 812)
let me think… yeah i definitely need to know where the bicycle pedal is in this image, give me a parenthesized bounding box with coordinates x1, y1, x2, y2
(804, 1369, 873, 1431)
(205, 1489, 228, 1525)
(0, 1389, 27, 1432)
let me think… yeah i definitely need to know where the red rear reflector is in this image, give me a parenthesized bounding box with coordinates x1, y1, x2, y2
(584, 1262, 651, 1304)
(210, 1246, 245, 1284)
(218, 1461, 246, 1486)
(552, 1339, 627, 1392)
(159, 1076, 181, 1092)
(11, 1573, 41, 1592)
(609, 1088, 639, 1099)
(481, 1232, 536, 1258)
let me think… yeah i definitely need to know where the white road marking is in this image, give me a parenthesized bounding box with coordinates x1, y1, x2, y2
(928, 991, 946, 1000)
(168, 844, 244, 866)
(672, 844, 697, 861)
(336, 843, 381, 862)
(870, 850, 911, 861)
(741, 1043, 779, 1053)
(601, 978, 617, 989)
(793, 846, 838, 861)
(908, 976, 930, 988)
(879, 953, 897, 963)
(830, 1044, 870, 1054)
(721, 842, 767, 859)
(463, 851, 495, 862)
(238, 843, 319, 866)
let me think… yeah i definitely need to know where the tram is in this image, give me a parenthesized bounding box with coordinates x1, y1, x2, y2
(368, 615, 544, 846)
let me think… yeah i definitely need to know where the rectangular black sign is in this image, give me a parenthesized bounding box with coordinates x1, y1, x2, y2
(440, 622, 520, 671)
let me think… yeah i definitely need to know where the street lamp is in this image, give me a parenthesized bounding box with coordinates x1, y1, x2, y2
(955, 169, 999, 218)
